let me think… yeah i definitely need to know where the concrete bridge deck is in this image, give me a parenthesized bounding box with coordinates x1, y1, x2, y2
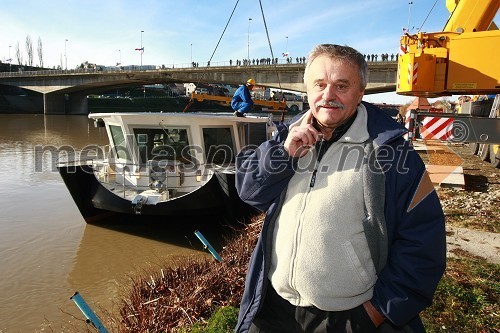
(0, 62, 397, 114)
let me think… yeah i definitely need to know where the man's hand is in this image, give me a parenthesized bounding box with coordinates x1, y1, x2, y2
(284, 110, 321, 158)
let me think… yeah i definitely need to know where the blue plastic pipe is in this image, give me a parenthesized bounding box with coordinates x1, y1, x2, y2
(70, 292, 109, 333)
(194, 230, 223, 262)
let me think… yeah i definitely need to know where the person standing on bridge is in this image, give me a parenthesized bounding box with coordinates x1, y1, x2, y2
(231, 78, 256, 117)
(234, 44, 446, 332)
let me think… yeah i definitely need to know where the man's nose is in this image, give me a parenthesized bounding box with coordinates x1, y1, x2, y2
(322, 85, 337, 101)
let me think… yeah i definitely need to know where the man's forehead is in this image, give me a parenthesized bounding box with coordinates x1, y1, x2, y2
(309, 56, 357, 70)
(308, 58, 358, 81)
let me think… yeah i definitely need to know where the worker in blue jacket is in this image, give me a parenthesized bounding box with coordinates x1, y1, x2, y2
(234, 44, 446, 332)
(231, 78, 256, 117)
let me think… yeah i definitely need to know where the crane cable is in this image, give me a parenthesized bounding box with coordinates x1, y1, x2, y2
(184, 0, 287, 121)
(183, 0, 240, 112)
(206, 0, 240, 70)
(419, 0, 440, 32)
(258, 0, 285, 121)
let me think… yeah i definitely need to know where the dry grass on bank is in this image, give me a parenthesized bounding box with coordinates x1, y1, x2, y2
(115, 218, 262, 332)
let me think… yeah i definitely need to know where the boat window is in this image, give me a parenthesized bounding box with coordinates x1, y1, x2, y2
(109, 125, 128, 159)
(133, 128, 190, 164)
(202, 127, 235, 164)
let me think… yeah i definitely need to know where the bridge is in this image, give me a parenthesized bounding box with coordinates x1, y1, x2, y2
(0, 62, 397, 114)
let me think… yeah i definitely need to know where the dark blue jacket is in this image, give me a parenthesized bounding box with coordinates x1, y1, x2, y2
(234, 102, 446, 332)
(231, 85, 254, 113)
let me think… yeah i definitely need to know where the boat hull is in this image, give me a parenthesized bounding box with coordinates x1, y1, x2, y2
(57, 163, 253, 223)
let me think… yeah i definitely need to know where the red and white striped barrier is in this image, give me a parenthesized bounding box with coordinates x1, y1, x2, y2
(405, 108, 454, 141)
(408, 62, 418, 87)
(420, 113, 454, 141)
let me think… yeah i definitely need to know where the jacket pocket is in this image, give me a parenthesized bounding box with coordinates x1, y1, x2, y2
(343, 235, 377, 285)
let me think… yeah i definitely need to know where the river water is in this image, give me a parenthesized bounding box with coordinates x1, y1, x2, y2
(0, 114, 225, 332)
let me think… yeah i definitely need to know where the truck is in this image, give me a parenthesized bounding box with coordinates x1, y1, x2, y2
(397, 0, 500, 168)
(270, 90, 308, 113)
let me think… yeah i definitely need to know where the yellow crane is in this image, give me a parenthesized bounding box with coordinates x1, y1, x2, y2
(397, 0, 500, 168)
(397, 0, 499, 97)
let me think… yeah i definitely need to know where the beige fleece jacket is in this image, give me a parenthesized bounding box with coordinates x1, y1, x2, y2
(268, 104, 378, 311)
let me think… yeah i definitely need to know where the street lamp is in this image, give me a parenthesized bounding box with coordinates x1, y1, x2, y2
(64, 39, 68, 70)
(190, 43, 193, 64)
(140, 30, 144, 70)
(407, 1, 413, 33)
(118, 49, 121, 66)
(247, 18, 252, 60)
(286, 36, 289, 53)
(8, 45, 11, 73)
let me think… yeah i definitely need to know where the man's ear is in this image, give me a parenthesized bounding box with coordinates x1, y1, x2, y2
(357, 90, 365, 104)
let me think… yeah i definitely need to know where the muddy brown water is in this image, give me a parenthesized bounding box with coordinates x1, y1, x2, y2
(0, 114, 227, 332)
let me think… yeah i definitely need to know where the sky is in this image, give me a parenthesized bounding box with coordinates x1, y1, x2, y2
(0, 0, 459, 104)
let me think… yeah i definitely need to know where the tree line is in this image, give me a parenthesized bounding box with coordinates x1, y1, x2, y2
(10, 34, 44, 68)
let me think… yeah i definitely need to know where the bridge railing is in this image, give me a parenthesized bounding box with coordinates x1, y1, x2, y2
(0, 59, 304, 78)
(0, 57, 396, 78)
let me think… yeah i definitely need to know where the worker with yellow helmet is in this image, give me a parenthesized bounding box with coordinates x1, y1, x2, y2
(231, 78, 256, 117)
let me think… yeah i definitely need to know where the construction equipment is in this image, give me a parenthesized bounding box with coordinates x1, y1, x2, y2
(397, 0, 499, 97)
(397, 0, 500, 168)
(189, 92, 287, 111)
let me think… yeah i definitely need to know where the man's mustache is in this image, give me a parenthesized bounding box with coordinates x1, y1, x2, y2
(315, 100, 345, 109)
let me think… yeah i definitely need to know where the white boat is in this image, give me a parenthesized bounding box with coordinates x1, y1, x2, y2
(57, 111, 276, 223)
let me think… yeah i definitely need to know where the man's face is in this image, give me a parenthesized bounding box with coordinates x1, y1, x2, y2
(306, 55, 364, 129)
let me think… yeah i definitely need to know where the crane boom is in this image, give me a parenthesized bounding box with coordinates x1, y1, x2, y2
(444, 0, 499, 32)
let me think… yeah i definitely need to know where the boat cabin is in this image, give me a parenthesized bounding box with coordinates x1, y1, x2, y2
(89, 112, 275, 205)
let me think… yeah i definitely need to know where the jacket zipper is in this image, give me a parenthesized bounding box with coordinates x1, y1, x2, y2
(310, 136, 325, 188)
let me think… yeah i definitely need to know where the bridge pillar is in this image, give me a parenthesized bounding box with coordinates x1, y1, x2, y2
(68, 93, 88, 115)
(43, 92, 88, 114)
(43, 93, 65, 114)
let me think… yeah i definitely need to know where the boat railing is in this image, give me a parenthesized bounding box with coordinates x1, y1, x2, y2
(57, 145, 234, 199)
(93, 159, 217, 199)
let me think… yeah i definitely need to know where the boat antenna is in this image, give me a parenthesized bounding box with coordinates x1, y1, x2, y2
(258, 0, 285, 122)
(183, 0, 240, 112)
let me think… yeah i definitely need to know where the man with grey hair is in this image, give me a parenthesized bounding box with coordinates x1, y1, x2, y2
(234, 44, 446, 332)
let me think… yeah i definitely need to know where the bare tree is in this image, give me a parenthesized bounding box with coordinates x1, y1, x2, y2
(26, 34, 34, 66)
(37, 37, 44, 68)
(15, 42, 23, 65)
